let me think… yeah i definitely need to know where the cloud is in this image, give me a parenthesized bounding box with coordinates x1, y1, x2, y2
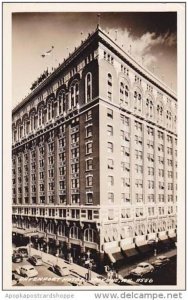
(106, 28, 176, 69)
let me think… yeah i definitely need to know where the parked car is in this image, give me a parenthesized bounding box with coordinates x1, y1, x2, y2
(16, 247, 28, 258)
(28, 255, 43, 266)
(130, 262, 154, 277)
(50, 264, 69, 277)
(19, 265, 38, 278)
(152, 255, 170, 267)
(12, 253, 23, 263)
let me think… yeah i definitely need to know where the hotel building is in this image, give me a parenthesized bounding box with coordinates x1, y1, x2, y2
(12, 26, 177, 265)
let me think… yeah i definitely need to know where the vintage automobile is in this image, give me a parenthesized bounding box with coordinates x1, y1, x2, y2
(49, 264, 69, 277)
(16, 247, 29, 258)
(152, 255, 170, 267)
(12, 253, 23, 263)
(130, 262, 154, 277)
(18, 265, 38, 278)
(28, 255, 43, 266)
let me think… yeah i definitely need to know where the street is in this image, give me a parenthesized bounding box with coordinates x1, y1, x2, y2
(118, 256, 177, 286)
(12, 258, 87, 286)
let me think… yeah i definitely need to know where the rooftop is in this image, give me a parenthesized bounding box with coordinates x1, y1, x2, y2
(12, 25, 177, 114)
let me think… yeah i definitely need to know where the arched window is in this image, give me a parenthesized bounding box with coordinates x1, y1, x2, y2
(152, 222, 157, 233)
(147, 223, 152, 234)
(84, 228, 97, 243)
(39, 221, 45, 232)
(157, 103, 163, 123)
(162, 220, 166, 231)
(58, 224, 65, 236)
(47, 222, 55, 234)
(107, 73, 112, 101)
(17, 120, 22, 140)
(69, 81, 79, 109)
(174, 115, 177, 131)
(12, 125, 17, 143)
(57, 90, 66, 115)
(47, 98, 54, 121)
(166, 109, 172, 129)
(120, 80, 129, 106)
(146, 98, 154, 118)
(30, 111, 36, 132)
(85, 73, 92, 103)
(134, 88, 142, 113)
(123, 225, 133, 238)
(23, 116, 29, 136)
(38, 106, 44, 127)
(70, 226, 80, 239)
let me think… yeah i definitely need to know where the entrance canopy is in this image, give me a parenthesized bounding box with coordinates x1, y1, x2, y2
(12, 228, 44, 238)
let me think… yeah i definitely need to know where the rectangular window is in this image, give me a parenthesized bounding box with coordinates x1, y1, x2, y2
(107, 142, 113, 153)
(86, 193, 93, 204)
(108, 158, 114, 170)
(135, 121, 142, 131)
(48, 143, 54, 152)
(59, 138, 65, 148)
(108, 91, 112, 101)
(71, 133, 79, 143)
(86, 176, 93, 187)
(86, 142, 93, 154)
(71, 148, 79, 158)
(72, 194, 80, 204)
(107, 108, 113, 119)
(107, 125, 113, 136)
(86, 126, 92, 138)
(108, 209, 114, 220)
(71, 163, 79, 173)
(48, 169, 54, 177)
(86, 159, 93, 171)
(108, 193, 114, 204)
(108, 176, 114, 186)
(59, 167, 65, 176)
(71, 179, 79, 188)
(59, 152, 65, 161)
(59, 181, 65, 190)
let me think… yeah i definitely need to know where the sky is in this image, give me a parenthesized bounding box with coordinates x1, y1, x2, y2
(12, 12, 177, 107)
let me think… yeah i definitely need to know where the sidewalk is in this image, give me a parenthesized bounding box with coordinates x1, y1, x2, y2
(29, 247, 111, 286)
(118, 248, 177, 278)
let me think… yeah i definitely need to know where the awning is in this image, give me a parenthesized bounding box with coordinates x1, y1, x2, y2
(169, 236, 177, 242)
(158, 233, 168, 240)
(124, 248, 139, 257)
(159, 236, 170, 244)
(107, 253, 116, 263)
(105, 246, 123, 263)
(12, 228, 26, 235)
(24, 232, 44, 238)
(168, 232, 176, 238)
(12, 228, 44, 238)
(138, 244, 151, 253)
(112, 251, 124, 261)
(121, 243, 139, 257)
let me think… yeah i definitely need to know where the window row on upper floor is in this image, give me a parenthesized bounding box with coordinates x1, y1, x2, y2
(107, 73, 177, 132)
(12, 73, 94, 143)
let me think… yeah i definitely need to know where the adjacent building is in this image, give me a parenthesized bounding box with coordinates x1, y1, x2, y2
(12, 26, 177, 265)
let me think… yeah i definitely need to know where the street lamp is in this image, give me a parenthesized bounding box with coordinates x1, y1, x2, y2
(55, 253, 59, 265)
(40, 247, 43, 260)
(86, 250, 92, 281)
